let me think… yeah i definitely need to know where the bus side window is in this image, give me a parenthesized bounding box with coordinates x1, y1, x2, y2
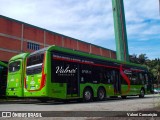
(99, 72, 103, 83)
(103, 71, 107, 84)
(139, 73, 145, 85)
(92, 66, 100, 84)
(145, 73, 149, 84)
(80, 64, 92, 83)
(132, 72, 138, 85)
(99, 68, 108, 84)
(145, 73, 153, 92)
(107, 70, 114, 84)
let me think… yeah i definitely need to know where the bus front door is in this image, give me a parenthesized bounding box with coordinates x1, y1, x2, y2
(113, 70, 121, 95)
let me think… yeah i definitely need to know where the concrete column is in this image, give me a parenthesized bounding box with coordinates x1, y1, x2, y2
(77, 41, 79, 50)
(109, 51, 112, 58)
(21, 24, 24, 52)
(89, 44, 92, 53)
(44, 31, 46, 47)
(62, 36, 64, 47)
(100, 48, 102, 56)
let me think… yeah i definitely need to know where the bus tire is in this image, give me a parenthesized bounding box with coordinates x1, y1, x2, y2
(121, 96, 127, 99)
(83, 87, 93, 102)
(139, 89, 145, 98)
(97, 87, 106, 101)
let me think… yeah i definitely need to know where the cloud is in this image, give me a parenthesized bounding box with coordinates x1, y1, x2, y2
(124, 0, 160, 59)
(0, 0, 159, 59)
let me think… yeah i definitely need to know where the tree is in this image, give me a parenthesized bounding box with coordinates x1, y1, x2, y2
(129, 54, 138, 63)
(138, 54, 148, 64)
(130, 53, 160, 86)
(155, 64, 160, 86)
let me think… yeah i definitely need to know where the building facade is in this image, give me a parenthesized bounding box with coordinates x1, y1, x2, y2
(0, 15, 116, 62)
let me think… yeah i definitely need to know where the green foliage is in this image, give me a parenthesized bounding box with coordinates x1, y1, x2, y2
(130, 54, 160, 84)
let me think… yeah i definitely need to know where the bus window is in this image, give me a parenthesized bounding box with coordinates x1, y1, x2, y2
(139, 73, 145, 85)
(145, 73, 153, 92)
(131, 72, 138, 85)
(106, 70, 114, 84)
(145, 73, 149, 84)
(92, 66, 101, 84)
(26, 53, 44, 75)
(102, 70, 108, 84)
(9, 61, 21, 72)
(80, 64, 92, 83)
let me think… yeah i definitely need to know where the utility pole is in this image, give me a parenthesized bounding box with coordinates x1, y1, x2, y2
(112, 0, 129, 62)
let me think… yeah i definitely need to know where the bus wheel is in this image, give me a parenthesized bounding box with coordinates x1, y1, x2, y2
(121, 96, 127, 99)
(139, 89, 145, 98)
(83, 88, 93, 102)
(97, 87, 106, 101)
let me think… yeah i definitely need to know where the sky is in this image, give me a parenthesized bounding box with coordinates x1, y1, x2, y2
(0, 0, 160, 59)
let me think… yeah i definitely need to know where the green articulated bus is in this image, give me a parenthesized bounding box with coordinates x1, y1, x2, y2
(0, 61, 8, 97)
(6, 53, 29, 97)
(24, 45, 153, 102)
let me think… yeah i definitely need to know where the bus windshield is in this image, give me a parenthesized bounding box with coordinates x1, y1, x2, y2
(26, 53, 44, 75)
(9, 61, 21, 72)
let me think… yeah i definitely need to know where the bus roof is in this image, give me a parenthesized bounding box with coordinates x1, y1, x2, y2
(29, 47, 49, 56)
(0, 61, 8, 67)
(9, 53, 30, 62)
(30, 45, 147, 70)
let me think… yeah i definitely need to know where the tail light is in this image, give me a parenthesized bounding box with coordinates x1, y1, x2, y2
(40, 53, 46, 89)
(24, 77, 27, 89)
(40, 63, 46, 88)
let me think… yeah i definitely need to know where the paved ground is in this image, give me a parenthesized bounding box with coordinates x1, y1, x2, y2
(0, 94, 160, 120)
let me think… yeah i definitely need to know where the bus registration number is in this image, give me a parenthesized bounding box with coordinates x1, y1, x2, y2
(30, 86, 35, 90)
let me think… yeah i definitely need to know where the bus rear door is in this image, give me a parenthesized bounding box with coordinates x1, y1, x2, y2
(65, 62, 79, 97)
